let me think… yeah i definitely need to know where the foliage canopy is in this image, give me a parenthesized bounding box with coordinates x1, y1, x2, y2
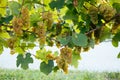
(0, 0, 120, 74)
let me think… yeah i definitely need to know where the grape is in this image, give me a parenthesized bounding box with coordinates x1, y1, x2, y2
(88, 5, 98, 24)
(37, 22, 46, 46)
(12, 16, 23, 36)
(7, 37, 16, 49)
(46, 54, 55, 60)
(42, 11, 53, 30)
(99, 4, 116, 21)
(21, 7, 30, 30)
(56, 57, 68, 74)
(10, 49, 15, 55)
(60, 47, 72, 64)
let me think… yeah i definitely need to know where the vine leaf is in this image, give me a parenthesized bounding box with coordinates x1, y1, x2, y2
(0, 31, 10, 39)
(8, 1, 21, 16)
(72, 33, 88, 47)
(36, 49, 51, 63)
(71, 50, 81, 68)
(0, 45, 3, 54)
(49, 0, 64, 9)
(57, 36, 71, 46)
(112, 32, 120, 47)
(16, 53, 33, 69)
(117, 52, 120, 58)
(40, 60, 54, 75)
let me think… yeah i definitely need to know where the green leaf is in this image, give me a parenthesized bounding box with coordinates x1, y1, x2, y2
(16, 53, 33, 69)
(112, 39, 118, 47)
(72, 33, 88, 47)
(36, 49, 51, 63)
(30, 13, 41, 26)
(88, 39, 95, 48)
(100, 26, 111, 42)
(112, 32, 120, 47)
(16, 54, 24, 67)
(0, 0, 8, 16)
(57, 36, 71, 46)
(0, 31, 10, 39)
(71, 51, 81, 68)
(0, 45, 3, 54)
(40, 60, 54, 75)
(49, 0, 64, 9)
(53, 66, 59, 72)
(63, 10, 78, 21)
(78, 0, 85, 8)
(113, 3, 120, 13)
(110, 0, 120, 5)
(117, 52, 120, 58)
(3, 15, 13, 24)
(27, 43, 36, 49)
(14, 47, 24, 54)
(8, 1, 21, 16)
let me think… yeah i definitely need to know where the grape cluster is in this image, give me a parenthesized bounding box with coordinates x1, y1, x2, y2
(7, 37, 16, 49)
(12, 16, 23, 36)
(55, 47, 72, 73)
(56, 57, 68, 74)
(37, 21, 46, 46)
(60, 47, 72, 64)
(12, 7, 30, 36)
(42, 11, 53, 30)
(99, 3, 116, 21)
(21, 7, 30, 30)
(88, 6, 98, 24)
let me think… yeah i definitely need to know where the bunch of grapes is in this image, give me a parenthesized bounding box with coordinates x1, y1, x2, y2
(42, 11, 53, 30)
(60, 47, 72, 64)
(12, 16, 23, 36)
(99, 3, 116, 21)
(37, 21, 46, 46)
(56, 57, 68, 74)
(21, 7, 30, 30)
(7, 37, 16, 49)
(112, 16, 120, 33)
(88, 5, 98, 24)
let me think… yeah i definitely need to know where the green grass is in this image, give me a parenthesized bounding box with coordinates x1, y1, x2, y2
(0, 69, 120, 80)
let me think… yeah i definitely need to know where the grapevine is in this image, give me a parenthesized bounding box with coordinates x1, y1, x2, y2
(0, 0, 120, 75)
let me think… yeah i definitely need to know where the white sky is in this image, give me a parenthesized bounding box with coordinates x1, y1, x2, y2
(0, 42, 120, 72)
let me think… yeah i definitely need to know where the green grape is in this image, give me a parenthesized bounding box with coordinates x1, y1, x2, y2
(60, 47, 72, 64)
(12, 16, 23, 36)
(37, 22, 46, 46)
(7, 37, 16, 49)
(99, 3, 116, 21)
(56, 57, 68, 74)
(21, 7, 30, 30)
(46, 54, 55, 60)
(42, 11, 53, 30)
(88, 5, 98, 24)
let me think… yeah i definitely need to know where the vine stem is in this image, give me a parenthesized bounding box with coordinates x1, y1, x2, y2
(85, 13, 120, 35)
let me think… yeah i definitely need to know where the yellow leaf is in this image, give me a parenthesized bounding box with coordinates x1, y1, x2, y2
(0, 31, 10, 39)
